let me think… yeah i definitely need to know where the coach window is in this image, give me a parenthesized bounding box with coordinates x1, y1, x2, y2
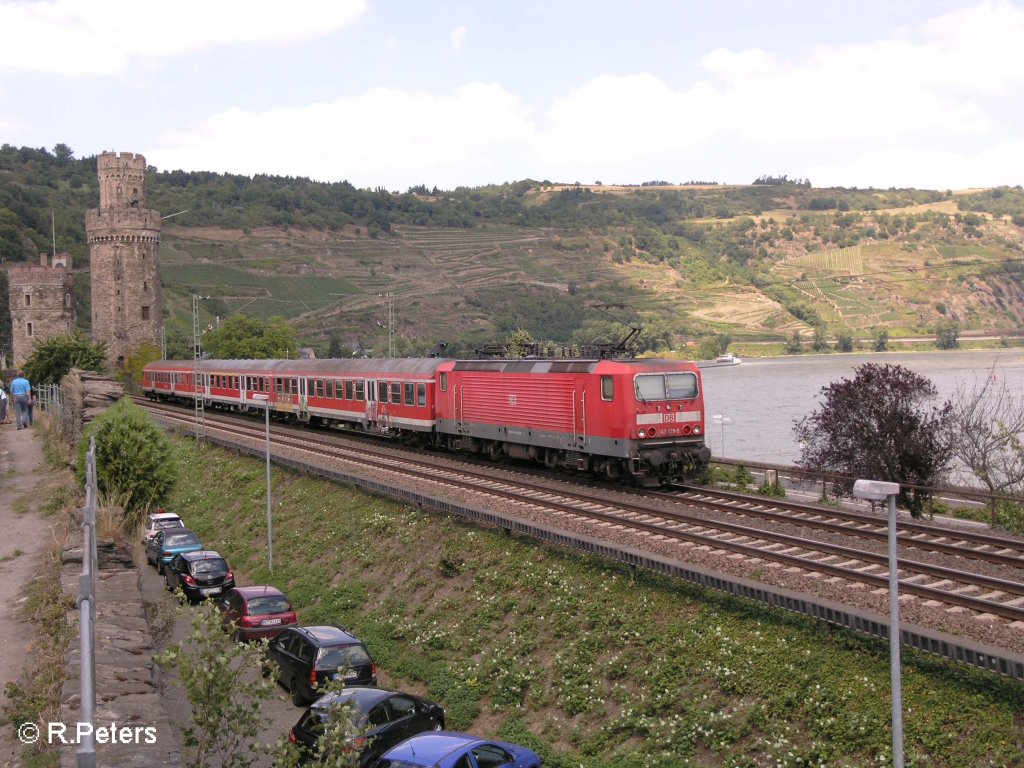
(355, 381, 364, 401)
(345, 380, 354, 400)
(290, 378, 299, 396)
(392, 382, 402, 403)
(233, 376, 239, 390)
(274, 377, 283, 395)
(601, 376, 614, 401)
(333, 380, 342, 399)
(378, 381, 389, 403)
(404, 382, 414, 405)
(417, 383, 426, 407)
(440, 373, 448, 392)
(314, 379, 324, 398)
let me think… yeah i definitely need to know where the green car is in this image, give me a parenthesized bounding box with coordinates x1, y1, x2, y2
(145, 527, 202, 574)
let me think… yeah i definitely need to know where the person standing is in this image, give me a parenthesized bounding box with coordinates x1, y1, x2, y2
(10, 370, 31, 429)
(0, 382, 8, 424)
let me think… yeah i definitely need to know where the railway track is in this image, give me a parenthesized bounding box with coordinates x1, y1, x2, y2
(140, 400, 1024, 633)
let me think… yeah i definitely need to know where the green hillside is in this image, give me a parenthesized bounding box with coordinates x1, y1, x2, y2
(3, 144, 1023, 357)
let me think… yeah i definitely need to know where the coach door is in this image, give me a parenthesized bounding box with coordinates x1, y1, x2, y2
(366, 379, 378, 424)
(298, 377, 309, 421)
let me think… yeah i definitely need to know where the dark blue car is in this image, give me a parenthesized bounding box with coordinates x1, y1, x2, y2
(375, 731, 541, 768)
(145, 527, 202, 574)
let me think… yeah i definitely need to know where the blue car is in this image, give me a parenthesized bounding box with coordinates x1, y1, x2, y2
(145, 527, 202, 574)
(374, 731, 541, 768)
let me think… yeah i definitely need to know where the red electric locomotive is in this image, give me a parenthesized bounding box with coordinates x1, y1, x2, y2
(143, 356, 709, 485)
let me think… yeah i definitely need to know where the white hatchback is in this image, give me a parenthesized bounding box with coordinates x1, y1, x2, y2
(141, 511, 184, 544)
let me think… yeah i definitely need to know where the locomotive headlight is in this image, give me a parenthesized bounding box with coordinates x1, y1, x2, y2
(694, 426, 701, 434)
(638, 429, 646, 438)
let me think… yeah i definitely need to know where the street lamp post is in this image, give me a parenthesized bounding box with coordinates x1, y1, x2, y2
(252, 394, 273, 572)
(853, 479, 903, 768)
(712, 414, 732, 459)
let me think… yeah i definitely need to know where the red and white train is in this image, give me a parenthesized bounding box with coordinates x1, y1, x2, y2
(143, 356, 711, 485)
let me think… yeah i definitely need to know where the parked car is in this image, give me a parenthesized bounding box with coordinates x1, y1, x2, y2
(266, 625, 377, 706)
(374, 732, 542, 768)
(145, 528, 202, 574)
(289, 687, 444, 766)
(164, 550, 235, 603)
(141, 510, 184, 544)
(218, 586, 298, 642)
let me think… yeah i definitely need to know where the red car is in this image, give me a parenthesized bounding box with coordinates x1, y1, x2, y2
(217, 586, 298, 642)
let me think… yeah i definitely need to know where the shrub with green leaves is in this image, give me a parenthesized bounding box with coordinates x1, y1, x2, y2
(76, 397, 178, 523)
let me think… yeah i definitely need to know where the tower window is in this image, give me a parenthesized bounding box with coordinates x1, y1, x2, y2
(26, 322, 33, 337)
(24, 293, 30, 307)
(65, 293, 71, 308)
(142, 306, 150, 320)
(143, 281, 149, 292)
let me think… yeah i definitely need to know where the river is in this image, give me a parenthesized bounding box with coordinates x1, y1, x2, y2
(697, 348, 1024, 465)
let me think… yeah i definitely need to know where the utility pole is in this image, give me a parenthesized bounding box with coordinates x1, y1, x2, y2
(388, 293, 395, 358)
(192, 295, 205, 440)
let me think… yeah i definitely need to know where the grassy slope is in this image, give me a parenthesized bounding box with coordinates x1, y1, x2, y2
(167, 437, 1024, 768)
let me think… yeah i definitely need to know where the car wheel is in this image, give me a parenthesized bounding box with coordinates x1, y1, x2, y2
(157, 562, 165, 575)
(290, 678, 307, 707)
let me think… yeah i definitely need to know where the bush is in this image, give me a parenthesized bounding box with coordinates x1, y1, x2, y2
(76, 397, 178, 527)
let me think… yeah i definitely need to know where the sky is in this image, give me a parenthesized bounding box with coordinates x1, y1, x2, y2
(1, 0, 1022, 191)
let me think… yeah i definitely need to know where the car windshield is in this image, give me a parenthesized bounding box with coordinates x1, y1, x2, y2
(191, 558, 227, 576)
(165, 532, 199, 547)
(156, 519, 184, 530)
(316, 644, 370, 670)
(247, 596, 291, 614)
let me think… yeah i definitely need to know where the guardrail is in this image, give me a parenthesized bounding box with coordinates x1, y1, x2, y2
(76, 438, 98, 768)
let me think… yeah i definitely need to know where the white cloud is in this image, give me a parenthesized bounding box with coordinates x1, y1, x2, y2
(149, 83, 535, 189)
(700, 48, 777, 77)
(450, 24, 468, 51)
(536, 74, 721, 168)
(0, 0, 367, 75)
(810, 139, 1024, 190)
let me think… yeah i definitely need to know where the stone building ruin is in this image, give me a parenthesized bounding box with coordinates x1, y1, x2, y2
(86, 151, 163, 369)
(6, 252, 75, 367)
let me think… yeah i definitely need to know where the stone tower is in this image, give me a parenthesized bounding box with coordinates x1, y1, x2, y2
(6, 253, 75, 367)
(86, 151, 163, 368)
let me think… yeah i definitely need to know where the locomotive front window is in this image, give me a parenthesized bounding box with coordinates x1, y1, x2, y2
(635, 372, 698, 401)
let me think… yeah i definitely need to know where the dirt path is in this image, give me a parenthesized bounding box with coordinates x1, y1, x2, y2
(0, 424, 66, 767)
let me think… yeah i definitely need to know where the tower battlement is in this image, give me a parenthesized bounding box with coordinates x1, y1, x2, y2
(96, 151, 150, 209)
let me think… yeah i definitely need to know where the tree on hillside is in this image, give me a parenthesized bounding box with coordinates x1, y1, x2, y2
(935, 320, 960, 349)
(793, 363, 954, 517)
(202, 315, 298, 359)
(25, 333, 107, 384)
(872, 329, 889, 352)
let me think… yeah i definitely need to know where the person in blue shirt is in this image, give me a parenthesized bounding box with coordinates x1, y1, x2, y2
(9, 371, 32, 429)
